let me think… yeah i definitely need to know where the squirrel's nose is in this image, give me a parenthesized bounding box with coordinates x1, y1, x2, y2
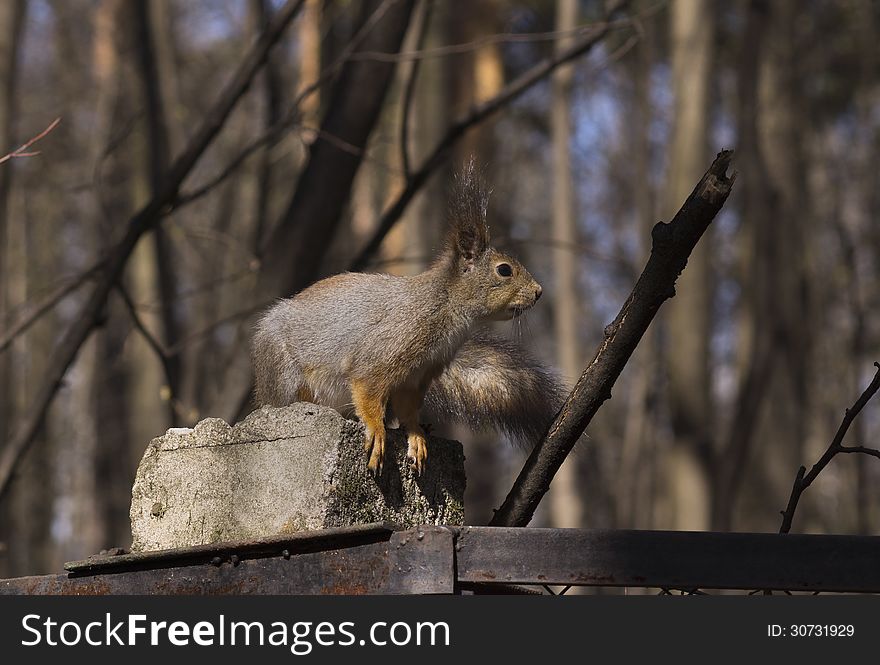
(535, 285, 543, 301)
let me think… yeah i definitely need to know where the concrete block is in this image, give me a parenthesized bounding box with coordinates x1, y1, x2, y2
(130, 403, 466, 552)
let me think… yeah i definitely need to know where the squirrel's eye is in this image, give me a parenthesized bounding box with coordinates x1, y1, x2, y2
(496, 263, 513, 277)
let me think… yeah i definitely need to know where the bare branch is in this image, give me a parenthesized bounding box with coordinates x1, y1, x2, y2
(165, 301, 270, 357)
(0, 259, 104, 354)
(0, 117, 61, 165)
(839, 446, 880, 460)
(0, 0, 305, 502)
(116, 285, 202, 424)
(490, 150, 737, 528)
(130, 266, 257, 312)
(176, 121, 403, 209)
(779, 362, 880, 533)
(174, 122, 288, 208)
(115, 284, 174, 387)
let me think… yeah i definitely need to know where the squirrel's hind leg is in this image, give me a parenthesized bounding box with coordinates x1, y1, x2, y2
(351, 380, 387, 477)
(391, 390, 428, 477)
(253, 345, 305, 407)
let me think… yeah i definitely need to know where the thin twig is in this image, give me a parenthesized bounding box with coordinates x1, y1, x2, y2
(0, 117, 61, 165)
(348, 3, 662, 63)
(174, 122, 289, 208)
(503, 236, 631, 268)
(115, 284, 174, 386)
(839, 445, 880, 460)
(175, 121, 399, 209)
(165, 301, 270, 356)
(0, 259, 105, 354)
(778, 362, 880, 534)
(116, 285, 201, 423)
(130, 266, 258, 312)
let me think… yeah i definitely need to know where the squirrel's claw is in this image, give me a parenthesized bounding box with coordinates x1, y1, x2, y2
(406, 434, 428, 477)
(365, 429, 385, 477)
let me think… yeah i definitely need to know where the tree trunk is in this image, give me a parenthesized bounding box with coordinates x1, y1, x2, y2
(132, 0, 182, 424)
(252, 0, 286, 253)
(662, 0, 714, 531)
(0, 0, 25, 461)
(0, 0, 26, 578)
(123, 1, 174, 456)
(548, 0, 583, 529)
(747, 0, 811, 531)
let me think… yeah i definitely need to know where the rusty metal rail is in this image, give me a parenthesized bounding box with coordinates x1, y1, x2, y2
(64, 522, 398, 575)
(3, 526, 880, 595)
(454, 527, 880, 593)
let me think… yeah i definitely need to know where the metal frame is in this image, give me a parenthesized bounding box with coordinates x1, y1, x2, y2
(3, 525, 880, 595)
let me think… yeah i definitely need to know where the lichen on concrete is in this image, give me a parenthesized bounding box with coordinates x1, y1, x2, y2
(130, 403, 466, 552)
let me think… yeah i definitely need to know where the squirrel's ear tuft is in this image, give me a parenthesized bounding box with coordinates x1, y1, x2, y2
(447, 158, 491, 267)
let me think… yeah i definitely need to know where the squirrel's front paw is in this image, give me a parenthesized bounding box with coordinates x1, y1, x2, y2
(406, 433, 427, 477)
(364, 427, 386, 477)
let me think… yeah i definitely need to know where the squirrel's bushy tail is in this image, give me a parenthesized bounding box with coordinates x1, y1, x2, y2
(424, 331, 566, 448)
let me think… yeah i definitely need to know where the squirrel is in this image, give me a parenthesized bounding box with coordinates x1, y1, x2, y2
(252, 162, 564, 476)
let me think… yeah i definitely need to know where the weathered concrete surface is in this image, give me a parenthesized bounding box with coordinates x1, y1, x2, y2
(130, 404, 466, 552)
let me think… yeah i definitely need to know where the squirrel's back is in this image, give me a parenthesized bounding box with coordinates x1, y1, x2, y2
(253, 269, 469, 409)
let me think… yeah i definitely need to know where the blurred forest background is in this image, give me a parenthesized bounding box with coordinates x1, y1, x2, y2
(1, 0, 879, 577)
